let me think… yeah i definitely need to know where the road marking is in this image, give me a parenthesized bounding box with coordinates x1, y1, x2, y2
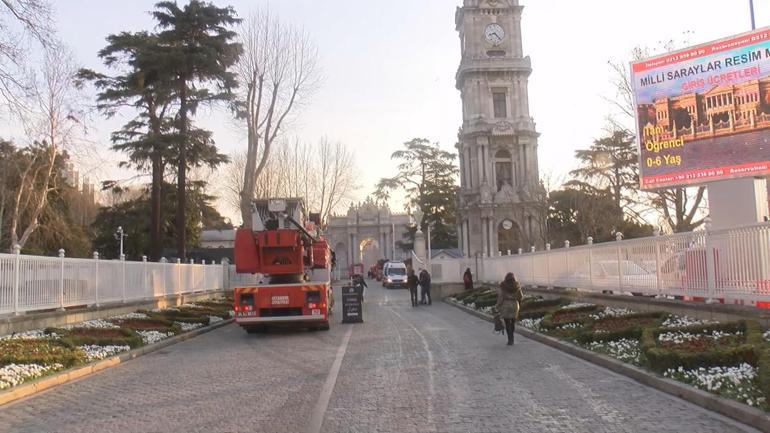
(307, 325, 353, 433)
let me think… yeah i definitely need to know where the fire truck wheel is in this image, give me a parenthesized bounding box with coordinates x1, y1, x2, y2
(318, 322, 330, 331)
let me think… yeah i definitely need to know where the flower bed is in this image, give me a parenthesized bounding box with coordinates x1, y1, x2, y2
(586, 338, 642, 365)
(0, 297, 233, 392)
(664, 364, 767, 409)
(451, 287, 770, 411)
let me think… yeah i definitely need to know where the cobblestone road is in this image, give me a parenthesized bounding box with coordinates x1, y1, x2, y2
(0, 282, 760, 433)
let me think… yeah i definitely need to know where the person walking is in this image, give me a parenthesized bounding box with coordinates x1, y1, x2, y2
(353, 274, 367, 302)
(463, 268, 474, 291)
(407, 269, 419, 307)
(419, 268, 432, 305)
(496, 272, 523, 346)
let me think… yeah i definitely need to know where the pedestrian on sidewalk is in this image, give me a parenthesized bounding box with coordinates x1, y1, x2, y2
(463, 268, 473, 291)
(419, 268, 432, 305)
(407, 268, 419, 307)
(496, 272, 523, 346)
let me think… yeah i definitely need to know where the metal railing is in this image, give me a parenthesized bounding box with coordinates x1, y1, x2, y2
(432, 222, 770, 305)
(0, 247, 227, 316)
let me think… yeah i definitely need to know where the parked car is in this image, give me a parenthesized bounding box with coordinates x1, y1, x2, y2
(382, 262, 407, 289)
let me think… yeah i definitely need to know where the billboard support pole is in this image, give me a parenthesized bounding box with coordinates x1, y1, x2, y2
(750, 0, 756, 30)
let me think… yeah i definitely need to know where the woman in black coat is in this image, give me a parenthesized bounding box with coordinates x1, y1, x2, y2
(463, 268, 473, 291)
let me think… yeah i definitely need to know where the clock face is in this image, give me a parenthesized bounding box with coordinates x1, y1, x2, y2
(502, 219, 513, 230)
(485, 23, 505, 46)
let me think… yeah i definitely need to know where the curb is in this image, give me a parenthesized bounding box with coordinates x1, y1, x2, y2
(0, 318, 234, 407)
(444, 299, 770, 433)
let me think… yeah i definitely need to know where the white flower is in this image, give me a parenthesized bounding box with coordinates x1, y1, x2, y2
(662, 316, 716, 328)
(0, 330, 58, 340)
(658, 330, 742, 344)
(175, 322, 204, 332)
(79, 345, 130, 362)
(64, 319, 119, 330)
(519, 318, 543, 330)
(664, 363, 759, 405)
(586, 338, 641, 364)
(0, 363, 63, 390)
(137, 330, 173, 345)
(560, 302, 595, 311)
(558, 322, 581, 330)
(589, 307, 636, 320)
(110, 312, 149, 320)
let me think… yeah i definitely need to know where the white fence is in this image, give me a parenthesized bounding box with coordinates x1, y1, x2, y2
(432, 222, 770, 305)
(0, 249, 227, 316)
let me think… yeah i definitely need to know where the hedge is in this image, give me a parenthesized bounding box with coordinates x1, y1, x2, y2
(640, 320, 763, 373)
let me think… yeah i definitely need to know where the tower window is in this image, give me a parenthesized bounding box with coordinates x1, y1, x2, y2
(493, 92, 507, 118)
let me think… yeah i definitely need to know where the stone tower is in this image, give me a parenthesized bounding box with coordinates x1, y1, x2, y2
(455, 0, 543, 258)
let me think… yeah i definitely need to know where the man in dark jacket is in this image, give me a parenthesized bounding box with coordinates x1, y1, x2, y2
(419, 269, 432, 305)
(406, 269, 419, 307)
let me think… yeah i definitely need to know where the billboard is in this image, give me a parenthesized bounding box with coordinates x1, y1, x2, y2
(631, 27, 770, 189)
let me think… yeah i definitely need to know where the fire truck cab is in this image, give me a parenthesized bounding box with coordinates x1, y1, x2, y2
(233, 198, 332, 332)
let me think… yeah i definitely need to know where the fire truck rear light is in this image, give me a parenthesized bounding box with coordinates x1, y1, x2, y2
(308, 303, 317, 309)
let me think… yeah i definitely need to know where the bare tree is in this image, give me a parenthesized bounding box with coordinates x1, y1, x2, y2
(0, 0, 53, 106)
(235, 9, 321, 228)
(7, 44, 84, 250)
(222, 136, 358, 225)
(315, 137, 357, 224)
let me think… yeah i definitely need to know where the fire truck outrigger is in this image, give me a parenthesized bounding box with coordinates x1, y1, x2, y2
(232, 198, 332, 333)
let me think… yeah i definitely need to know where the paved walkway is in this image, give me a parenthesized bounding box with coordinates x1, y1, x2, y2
(0, 282, 759, 433)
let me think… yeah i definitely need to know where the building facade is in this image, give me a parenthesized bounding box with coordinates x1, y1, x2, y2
(325, 198, 410, 272)
(455, 0, 544, 258)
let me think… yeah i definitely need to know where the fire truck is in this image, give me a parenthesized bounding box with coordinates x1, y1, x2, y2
(232, 198, 332, 333)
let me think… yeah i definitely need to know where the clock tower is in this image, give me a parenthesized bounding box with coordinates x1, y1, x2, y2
(455, 0, 544, 258)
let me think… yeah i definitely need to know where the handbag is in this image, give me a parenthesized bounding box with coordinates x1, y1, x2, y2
(493, 313, 505, 333)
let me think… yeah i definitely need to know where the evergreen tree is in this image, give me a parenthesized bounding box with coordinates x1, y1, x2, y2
(375, 138, 459, 250)
(151, 0, 242, 259)
(78, 31, 176, 261)
(567, 129, 639, 229)
(91, 181, 231, 260)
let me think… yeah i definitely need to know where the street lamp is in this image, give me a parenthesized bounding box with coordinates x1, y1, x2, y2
(115, 226, 127, 260)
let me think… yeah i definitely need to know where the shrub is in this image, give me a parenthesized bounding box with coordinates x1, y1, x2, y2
(518, 298, 566, 320)
(0, 339, 84, 368)
(641, 320, 763, 373)
(111, 318, 181, 334)
(577, 312, 666, 344)
(148, 310, 210, 325)
(54, 327, 144, 349)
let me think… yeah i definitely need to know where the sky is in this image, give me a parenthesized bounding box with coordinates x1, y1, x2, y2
(38, 0, 770, 223)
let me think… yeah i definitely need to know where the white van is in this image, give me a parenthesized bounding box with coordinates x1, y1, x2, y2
(382, 262, 408, 289)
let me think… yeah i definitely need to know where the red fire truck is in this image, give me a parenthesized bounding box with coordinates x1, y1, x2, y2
(232, 198, 332, 332)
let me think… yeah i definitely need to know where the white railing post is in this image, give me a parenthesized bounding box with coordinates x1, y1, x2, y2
(545, 243, 551, 288)
(530, 246, 535, 286)
(616, 232, 624, 291)
(705, 218, 717, 303)
(176, 258, 182, 295)
(142, 255, 149, 300)
(201, 260, 206, 293)
(121, 253, 126, 303)
(654, 229, 662, 297)
(12, 244, 21, 315)
(58, 249, 65, 311)
(564, 241, 570, 288)
(587, 237, 594, 291)
(93, 251, 100, 307)
(160, 257, 168, 297)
